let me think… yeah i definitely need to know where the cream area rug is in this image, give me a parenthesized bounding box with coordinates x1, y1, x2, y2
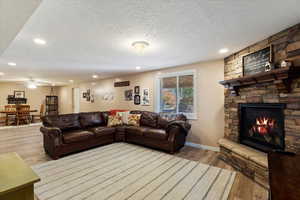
(32, 143, 236, 200)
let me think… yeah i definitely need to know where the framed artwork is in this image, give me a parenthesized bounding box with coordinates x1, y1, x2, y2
(91, 95, 94, 103)
(134, 86, 140, 94)
(134, 95, 140, 105)
(14, 91, 25, 98)
(125, 89, 133, 101)
(141, 88, 150, 106)
(242, 45, 273, 76)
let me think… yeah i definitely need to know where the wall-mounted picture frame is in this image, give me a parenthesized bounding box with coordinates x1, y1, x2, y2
(14, 91, 25, 98)
(134, 86, 140, 94)
(242, 45, 273, 76)
(125, 89, 133, 101)
(134, 95, 140, 105)
(90, 94, 94, 103)
(141, 88, 150, 106)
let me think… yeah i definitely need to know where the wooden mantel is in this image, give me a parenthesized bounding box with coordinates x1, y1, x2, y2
(219, 66, 300, 96)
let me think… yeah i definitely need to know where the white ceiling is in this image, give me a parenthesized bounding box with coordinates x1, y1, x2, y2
(0, 0, 300, 85)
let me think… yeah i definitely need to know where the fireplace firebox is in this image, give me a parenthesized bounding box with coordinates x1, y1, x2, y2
(239, 103, 285, 152)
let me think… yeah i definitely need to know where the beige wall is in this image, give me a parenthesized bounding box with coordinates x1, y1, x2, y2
(0, 82, 58, 112)
(57, 59, 224, 147)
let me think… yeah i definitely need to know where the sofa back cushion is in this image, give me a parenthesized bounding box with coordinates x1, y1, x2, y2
(42, 114, 81, 131)
(130, 110, 158, 128)
(79, 112, 104, 128)
(157, 113, 187, 129)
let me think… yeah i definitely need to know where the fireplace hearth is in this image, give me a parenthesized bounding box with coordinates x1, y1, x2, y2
(239, 103, 285, 152)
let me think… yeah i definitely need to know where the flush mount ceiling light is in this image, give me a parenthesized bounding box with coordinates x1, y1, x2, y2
(132, 41, 149, 54)
(69, 80, 74, 83)
(8, 62, 16, 66)
(92, 74, 99, 79)
(219, 48, 229, 54)
(34, 38, 47, 45)
(135, 66, 141, 70)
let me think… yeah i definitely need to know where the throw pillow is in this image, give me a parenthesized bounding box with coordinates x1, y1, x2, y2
(127, 114, 141, 127)
(116, 111, 130, 124)
(107, 115, 123, 127)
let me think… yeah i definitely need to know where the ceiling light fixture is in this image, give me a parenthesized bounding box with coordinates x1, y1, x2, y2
(92, 75, 99, 79)
(132, 41, 149, 54)
(34, 38, 47, 45)
(69, 80, 74, 83)
(135, 66, 141, 70)
(27, 80, 37, 89)
(219, 48, 229, 54)
(8, 62, 16, 66)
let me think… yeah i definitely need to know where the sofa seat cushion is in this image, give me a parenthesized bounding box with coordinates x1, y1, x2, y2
(63, 130, 94, 144)
(125, 126, 148, 136)
(89, 127, 115, 137)
(144, 128, 168, 140)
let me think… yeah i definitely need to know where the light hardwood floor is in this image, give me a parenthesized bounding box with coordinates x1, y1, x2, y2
(0, 125, 268, 200)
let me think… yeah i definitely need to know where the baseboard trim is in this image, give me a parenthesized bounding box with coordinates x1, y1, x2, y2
(185, 142, 220, 152)
(0, 123, 42, 130)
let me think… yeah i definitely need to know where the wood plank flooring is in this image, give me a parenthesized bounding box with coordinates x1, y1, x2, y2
(0, 125, 268, 200)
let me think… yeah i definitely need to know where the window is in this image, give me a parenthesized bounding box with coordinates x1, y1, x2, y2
(156, 70, 196, 119)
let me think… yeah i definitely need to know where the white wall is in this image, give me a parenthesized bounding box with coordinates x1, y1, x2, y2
(0, 0, 41, 55)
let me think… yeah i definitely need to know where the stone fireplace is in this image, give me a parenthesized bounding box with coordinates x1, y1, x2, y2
(239, 103, 285, 152)
(218, 23, 300, 188)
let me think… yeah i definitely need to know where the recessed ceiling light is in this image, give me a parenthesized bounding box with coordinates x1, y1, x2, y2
(92, 75, 99, 79)
(136, 66, 141, 70)
(34, 38, 47, 45)
(219, 48, 229, 54)
(8, 62, 16, 66)
(0, 72, 4, 76)
(69, 80, 74, 83)
(132, 41, 149, 54)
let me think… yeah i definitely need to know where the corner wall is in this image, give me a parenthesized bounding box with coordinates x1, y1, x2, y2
(57, 59, 224, 147)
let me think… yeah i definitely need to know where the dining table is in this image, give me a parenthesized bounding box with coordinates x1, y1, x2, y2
(0, 110, 38, 126)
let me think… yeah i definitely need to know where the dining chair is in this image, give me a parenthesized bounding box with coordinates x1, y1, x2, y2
(16, 105, 31, 125)
(31, 104, 44, 123)
(4, 105, 17, 126)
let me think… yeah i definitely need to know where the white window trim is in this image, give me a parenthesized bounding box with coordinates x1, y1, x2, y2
(155, 70, 197, 120)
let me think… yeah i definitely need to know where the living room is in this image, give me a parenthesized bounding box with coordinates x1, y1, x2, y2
(0, 1, 300, 200)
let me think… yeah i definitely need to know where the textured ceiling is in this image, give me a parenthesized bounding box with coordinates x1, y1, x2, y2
(0, 0, 300, 85)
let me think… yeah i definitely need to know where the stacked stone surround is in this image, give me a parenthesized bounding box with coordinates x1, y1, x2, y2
(224, 23, 300, 153)
(219, 23, 300, 187)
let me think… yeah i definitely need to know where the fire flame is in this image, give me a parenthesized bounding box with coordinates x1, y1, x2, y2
(252, 117, 275, 135)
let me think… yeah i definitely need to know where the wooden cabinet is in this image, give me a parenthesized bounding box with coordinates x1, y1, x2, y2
(45, 96, 58, 115)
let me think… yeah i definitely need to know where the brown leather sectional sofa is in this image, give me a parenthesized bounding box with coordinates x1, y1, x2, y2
(40, 110, 191, 159)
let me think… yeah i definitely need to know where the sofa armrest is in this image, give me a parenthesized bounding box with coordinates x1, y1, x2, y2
(167, 125, 187, 153)
(40, 126, 63, 146)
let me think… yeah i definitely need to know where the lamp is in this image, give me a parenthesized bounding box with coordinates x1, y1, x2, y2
(132, 41, 149, 54)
